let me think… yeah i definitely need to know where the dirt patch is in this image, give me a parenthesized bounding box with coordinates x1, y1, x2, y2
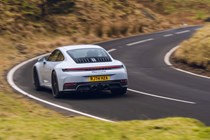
(171, 54, 210, 77)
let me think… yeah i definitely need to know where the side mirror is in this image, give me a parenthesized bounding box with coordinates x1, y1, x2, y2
(43, 59, 47, 65)
(38, 56, 47, 64)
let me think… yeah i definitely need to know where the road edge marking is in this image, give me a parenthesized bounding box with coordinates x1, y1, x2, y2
(164, 45, 180, 66)
(7, 53, 115, 123)
(164, 45, 210, 80)
(128, 88, 196, 104)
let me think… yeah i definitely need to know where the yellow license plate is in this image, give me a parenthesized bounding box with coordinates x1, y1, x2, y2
(89, 76, 110, 82)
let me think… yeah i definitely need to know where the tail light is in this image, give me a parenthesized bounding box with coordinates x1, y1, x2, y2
(62, 65, 123, 72)
(120, 79, 127, 86)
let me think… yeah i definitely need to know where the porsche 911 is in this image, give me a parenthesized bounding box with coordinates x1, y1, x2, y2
(33, 45, 128, 98)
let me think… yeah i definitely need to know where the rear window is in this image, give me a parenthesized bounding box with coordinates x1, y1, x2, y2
(67, 48, 112, 63)
(67, 48, 108, 58)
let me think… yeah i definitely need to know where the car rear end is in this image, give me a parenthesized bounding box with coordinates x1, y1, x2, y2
(60, 63, 128, 92)
(58, 46, 128, 93)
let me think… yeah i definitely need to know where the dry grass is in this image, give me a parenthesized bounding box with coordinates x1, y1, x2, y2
(141, 0, 210, 24)
(174, 24, 210, 71)
(0, 0, 175, 41)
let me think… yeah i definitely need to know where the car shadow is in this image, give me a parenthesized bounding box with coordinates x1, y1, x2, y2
(37, 88, 128, 100)
(61, 91, 127, 100)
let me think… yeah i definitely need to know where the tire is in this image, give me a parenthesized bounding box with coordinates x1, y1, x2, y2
(111, 87, 127, 95)
(33, 68, 42, 91)
(51, 71, 63, 98)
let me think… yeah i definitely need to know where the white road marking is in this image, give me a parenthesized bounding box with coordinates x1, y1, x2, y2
(175, 30, 190, 34)
(173, 67, 210, 80)
(164, 46, 210, 80)
(128, 88, 196, 104)
(164, 45, 180, 66)
(7, 54, 115, 123)
(107, 48, 117, 53)
(127, 38, 154, 46)
(163, 34, 173, 37)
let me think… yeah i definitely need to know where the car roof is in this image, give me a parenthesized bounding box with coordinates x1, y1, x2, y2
(58, 45, 102, 51)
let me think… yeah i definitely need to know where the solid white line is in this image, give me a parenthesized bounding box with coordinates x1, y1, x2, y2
(107, 49, 117, 53)
(128, 88, 196, 104)
(175, 30, 190, 34)
(163, 34, 173, 37)
(173, 67, 210, 80)
(127, 38, 154, 46)
(164, 46, 210, 80)
(7, 54, 114, 123)
(164, 45, 180, 66)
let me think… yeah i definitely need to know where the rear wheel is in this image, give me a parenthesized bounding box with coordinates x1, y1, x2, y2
(52, 71, 63, 98)
(33, 68, 42, 91)
(111, 87, 127, 95)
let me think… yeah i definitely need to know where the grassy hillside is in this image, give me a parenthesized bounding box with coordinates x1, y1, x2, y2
(141, 0, 210, 23)
(173, 25, 210, 75)
(0, 0, 173, 40)
(0, 0, 210, 139)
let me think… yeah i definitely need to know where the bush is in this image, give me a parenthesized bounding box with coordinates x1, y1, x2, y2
(39, 0, 75, 16)
(174, 25, 210, 71)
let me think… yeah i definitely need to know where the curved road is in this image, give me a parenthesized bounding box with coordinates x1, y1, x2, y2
(9, 26, 210, 125)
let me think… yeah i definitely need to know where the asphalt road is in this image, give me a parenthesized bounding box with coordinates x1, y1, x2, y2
(10, 26, 210, 125)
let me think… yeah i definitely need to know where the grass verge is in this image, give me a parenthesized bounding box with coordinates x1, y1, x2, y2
(0, 114, 210, 140)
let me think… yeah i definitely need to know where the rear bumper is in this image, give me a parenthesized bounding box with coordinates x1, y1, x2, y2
(63, 80, 128, 92)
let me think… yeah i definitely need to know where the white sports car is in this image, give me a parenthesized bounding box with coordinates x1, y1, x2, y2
(33, 45, 128, 98)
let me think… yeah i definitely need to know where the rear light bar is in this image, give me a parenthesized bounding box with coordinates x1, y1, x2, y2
(62, 65, 123, 72)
